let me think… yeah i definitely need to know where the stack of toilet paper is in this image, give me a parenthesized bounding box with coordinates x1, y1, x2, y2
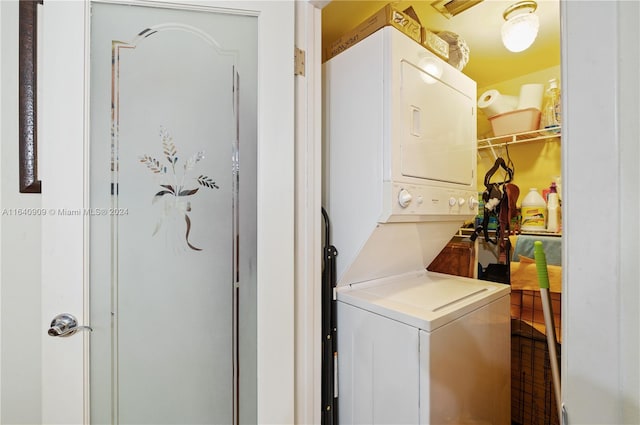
(478, 83, 544, 118)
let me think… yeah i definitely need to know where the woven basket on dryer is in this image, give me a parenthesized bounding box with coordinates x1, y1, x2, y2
(438, 31, 470, 71)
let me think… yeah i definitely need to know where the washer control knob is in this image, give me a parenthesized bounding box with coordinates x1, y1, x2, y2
(398, 189, 413, 208)
(449, 197, 457, 207)
(469, 196, 480, 210)
(458, 197, 466, 206)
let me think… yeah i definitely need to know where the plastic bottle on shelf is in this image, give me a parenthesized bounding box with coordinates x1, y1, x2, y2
(540, 78, 561, 135)
(521, 188, 547, 232)
(542, 176, 561, 202)
(555, 175, 562, 201)
(546, 182, 561, 233)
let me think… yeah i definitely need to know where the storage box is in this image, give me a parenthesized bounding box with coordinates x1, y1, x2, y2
(421, 28, 449, 60)
(489, 107, 541, 137)
(325, 4, 422, 62)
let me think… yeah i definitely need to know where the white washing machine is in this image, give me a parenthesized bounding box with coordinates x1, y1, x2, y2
(324, 26, 511, 424)
(337, 271, 510, 424)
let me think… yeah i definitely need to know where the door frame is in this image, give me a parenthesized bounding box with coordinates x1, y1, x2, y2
(293, 1, 328, 424)
(40, 1, 295, 423)
(561, 1, 640, 422)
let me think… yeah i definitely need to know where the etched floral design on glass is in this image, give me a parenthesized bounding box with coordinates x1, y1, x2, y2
(139, 126, 219, 251)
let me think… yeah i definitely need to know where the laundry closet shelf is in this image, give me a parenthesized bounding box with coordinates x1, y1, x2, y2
(455, 227, 562, 238)
(478, 128, 561, 159)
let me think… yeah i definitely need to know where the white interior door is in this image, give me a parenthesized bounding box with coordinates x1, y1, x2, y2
(90, 3, 255, 424)
(40, 1, 294, 424)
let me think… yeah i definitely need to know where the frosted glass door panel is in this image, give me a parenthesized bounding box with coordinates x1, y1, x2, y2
(90, 3, 257, 424)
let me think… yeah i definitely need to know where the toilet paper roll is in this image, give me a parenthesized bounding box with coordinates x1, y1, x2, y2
(477, 89, 518, 118)
(517, 83, 544, 110)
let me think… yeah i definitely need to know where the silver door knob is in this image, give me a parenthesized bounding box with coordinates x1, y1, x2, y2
(48, 313, 92, 337)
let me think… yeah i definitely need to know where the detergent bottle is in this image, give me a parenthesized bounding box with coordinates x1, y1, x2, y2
(521, 188, 546, 232)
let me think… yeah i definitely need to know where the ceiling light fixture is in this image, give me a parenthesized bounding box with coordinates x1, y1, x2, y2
(501, 0, 539, 53)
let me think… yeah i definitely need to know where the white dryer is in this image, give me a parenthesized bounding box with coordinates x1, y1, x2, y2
(324, 26, 511, 424)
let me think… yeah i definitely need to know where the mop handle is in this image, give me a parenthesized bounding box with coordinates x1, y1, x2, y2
(534, 241, 562, 424)
(534, 241, 550, 289)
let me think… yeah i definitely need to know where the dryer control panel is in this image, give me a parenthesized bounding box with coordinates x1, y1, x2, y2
(381, 182, 477, 222)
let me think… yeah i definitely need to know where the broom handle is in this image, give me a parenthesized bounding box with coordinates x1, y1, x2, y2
(534, 241, 562, 424)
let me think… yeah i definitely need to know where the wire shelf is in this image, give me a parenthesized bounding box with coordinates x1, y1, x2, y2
(478, 128, 561, 160)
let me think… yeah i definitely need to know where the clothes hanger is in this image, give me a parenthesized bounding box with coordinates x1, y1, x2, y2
(471, 155, 516, 246)
(484, 157, 513, 187)
(482, 157, 513, 213)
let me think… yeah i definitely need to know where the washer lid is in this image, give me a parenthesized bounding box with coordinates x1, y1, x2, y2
(336, 270, 510, 332)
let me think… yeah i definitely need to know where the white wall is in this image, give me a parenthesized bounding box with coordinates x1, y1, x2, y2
(618, 2, 640, 421)
(563, 1, 639, 423)
(0, 1, 43, 424)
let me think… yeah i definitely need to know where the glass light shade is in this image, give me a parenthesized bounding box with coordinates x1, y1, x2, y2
(502, 12, 539, 52)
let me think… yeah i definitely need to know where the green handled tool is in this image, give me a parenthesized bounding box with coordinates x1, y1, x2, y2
(534, 240, 562, 424)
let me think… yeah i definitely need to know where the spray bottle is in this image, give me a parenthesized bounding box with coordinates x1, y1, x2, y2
(540, 78, 561, 135)
(546, 182, 561, 233)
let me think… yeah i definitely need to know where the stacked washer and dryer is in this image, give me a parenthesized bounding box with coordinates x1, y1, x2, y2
(324, 26, 511, 424)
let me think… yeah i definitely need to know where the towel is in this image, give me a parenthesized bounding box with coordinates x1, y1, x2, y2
(511, 235, 562, 266)
(510, 255, 562, 293)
